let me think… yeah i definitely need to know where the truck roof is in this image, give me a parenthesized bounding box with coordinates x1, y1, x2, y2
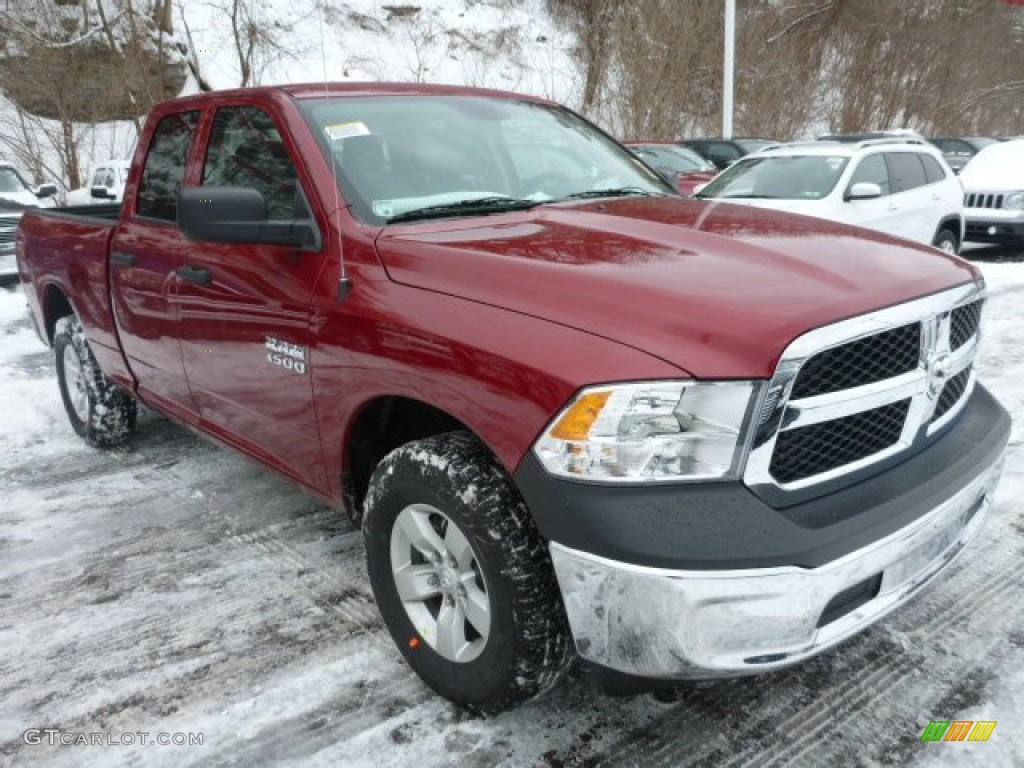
(157, 82, 555, 111)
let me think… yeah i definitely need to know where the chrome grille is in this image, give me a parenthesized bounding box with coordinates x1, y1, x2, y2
(964, 192, 1004, 209)
(745, 283, 984, 499)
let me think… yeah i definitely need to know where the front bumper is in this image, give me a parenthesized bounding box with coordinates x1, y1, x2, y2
(550, 449, 1004, 679)
(964, 210, 1024, 244)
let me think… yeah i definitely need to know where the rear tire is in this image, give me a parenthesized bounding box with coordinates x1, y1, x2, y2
(363, 431, 573, 714)
(54, 315, 136, 448)
(932, 228, 959, 255)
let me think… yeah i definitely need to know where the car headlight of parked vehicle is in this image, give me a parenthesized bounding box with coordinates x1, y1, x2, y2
(533, 380, 763, 482)
(1004, 191, 1024, 210)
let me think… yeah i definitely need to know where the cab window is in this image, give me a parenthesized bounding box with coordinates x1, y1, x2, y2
(137, 111, 200, 221)
(202, 106, 300, 220)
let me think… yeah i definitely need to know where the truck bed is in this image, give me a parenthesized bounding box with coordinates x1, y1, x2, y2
(49, 202, 122, 221)
(18, 205, 128, 384)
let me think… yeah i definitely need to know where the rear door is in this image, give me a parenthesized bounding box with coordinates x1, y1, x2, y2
(175, 103, 329, 492)
(885, 152, 933, 243)
(109, 110, 201, 423)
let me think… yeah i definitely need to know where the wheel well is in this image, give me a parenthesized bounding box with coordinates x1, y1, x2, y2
(42, 285, 74, 343)
(936, 217, 962, 244)
(342, 396, 469, 521)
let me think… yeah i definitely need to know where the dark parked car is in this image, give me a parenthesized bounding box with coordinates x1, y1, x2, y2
(928, 137, 1001, 174)
(626, 142, 718, 195)
(677, 138, 777, 170)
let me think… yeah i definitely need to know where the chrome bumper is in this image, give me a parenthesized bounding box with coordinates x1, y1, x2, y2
(549, 451, 1005, 679)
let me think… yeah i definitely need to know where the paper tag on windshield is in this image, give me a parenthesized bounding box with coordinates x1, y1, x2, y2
(373, 200, 395, 218)
(325, 121, 371, 141)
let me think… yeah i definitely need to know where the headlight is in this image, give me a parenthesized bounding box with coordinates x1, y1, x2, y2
(533, 381, 762, 483)
(1004, 192, 1024, 210)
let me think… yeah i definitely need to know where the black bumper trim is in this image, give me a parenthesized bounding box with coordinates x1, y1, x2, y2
(514, 384, 1009, 571)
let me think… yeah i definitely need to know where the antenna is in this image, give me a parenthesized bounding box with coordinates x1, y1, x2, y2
(317, 2, 351, 302)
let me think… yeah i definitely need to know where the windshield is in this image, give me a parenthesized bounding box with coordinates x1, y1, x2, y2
(697, 155, 849, 200)
(0, 167, 31, 195)
(299, 95, 668, 223)
(630, 145, 715, 173)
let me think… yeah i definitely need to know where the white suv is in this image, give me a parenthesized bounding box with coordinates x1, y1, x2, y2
(959, 139, 1024, 246)
(695, 139, 965, 253)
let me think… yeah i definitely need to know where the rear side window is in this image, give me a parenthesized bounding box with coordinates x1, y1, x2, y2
(848, 154, 890, 195)
(921, 154, 947, 184)
(137, 111, 200, 221)
(202, 106, 299, 219)
(886, 152, 927, 194)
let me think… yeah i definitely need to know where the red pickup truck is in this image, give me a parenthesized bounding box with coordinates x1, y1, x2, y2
(17, 83, 1010, 714)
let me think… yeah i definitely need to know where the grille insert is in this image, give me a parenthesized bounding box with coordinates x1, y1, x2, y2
(770, 400, 910, 484)
(932, 369, 971, 423)
(791, 323, 920, 399)
(949, 301, 981, 350)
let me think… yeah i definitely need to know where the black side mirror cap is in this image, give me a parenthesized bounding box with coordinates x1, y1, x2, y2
(178, 186, 320, 249)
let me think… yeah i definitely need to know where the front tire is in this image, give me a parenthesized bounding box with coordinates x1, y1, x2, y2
(932, 228, 959, 255)
(363, 431, 573, 714)
(54, 315, 136, 447)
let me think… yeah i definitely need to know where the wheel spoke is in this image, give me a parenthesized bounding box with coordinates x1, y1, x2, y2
(63, 345, 89, 421)
(462, 578, 491, 640)
(395, 507, 446, 559)
(393, 562, 441, 603)
(434, 599, 469, 661)
(444, 523, 475, 569)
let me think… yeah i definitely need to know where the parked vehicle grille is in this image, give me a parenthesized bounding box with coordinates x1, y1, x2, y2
(932, 368, 971, 423)
(950, 300, 982, 350)
(0, 223, 18, 246)
(744, 284, 985, 501)
(769, 400, 910, 484)
(964, 192, 1004, 209)
(790, 323, 920, 399)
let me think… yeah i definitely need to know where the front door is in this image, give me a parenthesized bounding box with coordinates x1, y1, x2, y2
(176, 105, 329, 492)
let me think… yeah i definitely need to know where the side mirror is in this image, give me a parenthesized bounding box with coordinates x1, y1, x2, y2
(178, 186, 320, 249)
(90, 186, 112, 200)
(35, 183, 57, 199)
(845, 182, 882, 201)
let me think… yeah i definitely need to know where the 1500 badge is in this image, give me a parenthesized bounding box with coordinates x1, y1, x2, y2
(266, 336, 308, 375)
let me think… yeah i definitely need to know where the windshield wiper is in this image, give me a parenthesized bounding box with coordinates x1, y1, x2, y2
(387, 197, 540, 224)
(558, 187, 659, 202)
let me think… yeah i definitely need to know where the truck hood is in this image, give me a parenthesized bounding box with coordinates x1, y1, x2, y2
(374, 197, 978, 379)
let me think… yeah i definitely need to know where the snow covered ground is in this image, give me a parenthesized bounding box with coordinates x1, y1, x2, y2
(0, 248, 1022, 767)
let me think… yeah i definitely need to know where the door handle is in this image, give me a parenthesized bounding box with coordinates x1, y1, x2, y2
(176, 265, 211, 285)
(110, 251, 135, 267)
(885, 205, 899, 212)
